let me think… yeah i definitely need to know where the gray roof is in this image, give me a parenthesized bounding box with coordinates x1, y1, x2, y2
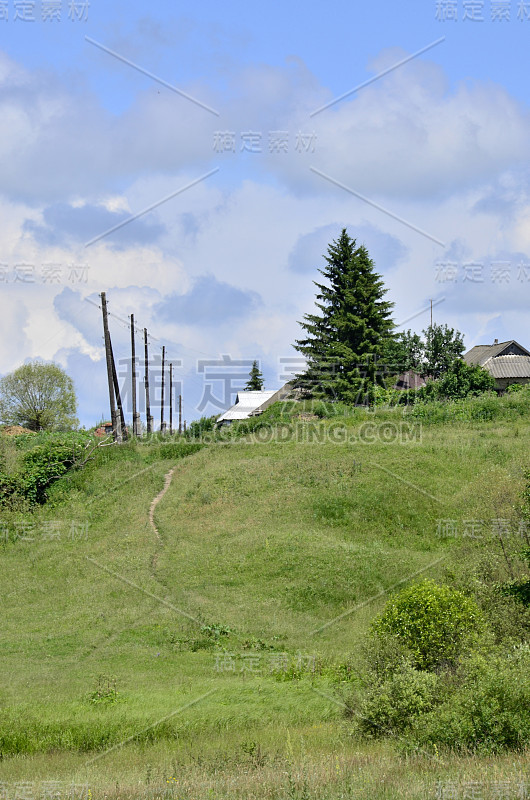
(483, 355, 530, 379)
(464, 340, 530, 366)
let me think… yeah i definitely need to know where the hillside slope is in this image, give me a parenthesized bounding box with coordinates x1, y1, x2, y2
(1, 411, 529, 797)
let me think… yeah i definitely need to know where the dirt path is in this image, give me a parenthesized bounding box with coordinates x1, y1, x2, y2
(149, 466, 175, 547)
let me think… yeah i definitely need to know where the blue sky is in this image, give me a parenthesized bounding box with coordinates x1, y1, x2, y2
(1, 0, 530, 426)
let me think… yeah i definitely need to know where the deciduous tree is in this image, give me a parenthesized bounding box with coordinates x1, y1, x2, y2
(422, 323, 465, 379)
(0, 360, 78, 431)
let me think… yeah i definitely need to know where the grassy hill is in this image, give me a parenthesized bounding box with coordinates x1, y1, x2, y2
(1, 396, 529, 799)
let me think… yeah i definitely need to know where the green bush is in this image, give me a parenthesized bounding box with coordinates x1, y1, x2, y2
(1, 431, 92, 506)
(357, 662, 439, 738)
(18, 432, 92, 503)
(185, 415, 218, 439)
(434, 360, 496, 400)
(371, 580, 483, 671)
(408, 649, 530, 753)
(362, 631, 412, 681)
(0, 470, 20, 506)
(500, 549, 530, 607)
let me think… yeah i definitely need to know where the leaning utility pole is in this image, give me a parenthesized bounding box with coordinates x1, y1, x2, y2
(144, 328, 153, 434)
(160, 346, 166, 433)
(169, 362, 173, 435)
(130, 314, 141, 437)
(100, 292, 119, 442)
(109, 338, 127, 441)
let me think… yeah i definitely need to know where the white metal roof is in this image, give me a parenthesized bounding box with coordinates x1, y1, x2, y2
(483, 355, 530, 379)
(217, 390, 278, 422)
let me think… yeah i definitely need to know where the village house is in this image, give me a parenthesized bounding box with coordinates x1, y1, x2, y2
(393, 370, 427, 391)
(464, 339, 530, 391)
(216, 384, 292, 426)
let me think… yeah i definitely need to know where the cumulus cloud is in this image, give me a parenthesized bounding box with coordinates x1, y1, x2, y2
(255, 51, 530, 201)
(433, 250, 530, 315)
(288, 222, 408, 275)
(23, 202, 166, 249)
(4, 46, 530, 209)
(155, 275, 262, 327)
(0, 296, 31, 372)
(0, 51, 218, 203)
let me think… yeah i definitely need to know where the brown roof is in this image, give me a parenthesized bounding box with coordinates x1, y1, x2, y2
(393, 370, 427, 390)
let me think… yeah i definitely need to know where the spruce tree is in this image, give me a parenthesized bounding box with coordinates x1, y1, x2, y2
(245, 360, 264, 391)
(293, 229, 395, 404)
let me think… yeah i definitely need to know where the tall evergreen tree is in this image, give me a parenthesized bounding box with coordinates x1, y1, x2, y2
(293, 230, 395, 404)
(245, 360, 264, 391)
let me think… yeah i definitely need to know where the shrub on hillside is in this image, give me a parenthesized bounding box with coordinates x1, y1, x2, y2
(0, 431, 92, 506)
(357, 662, 439, 738)
(499, 549, 530, 607)
(407, 649, 530, 753)
(185, 415, 218, 439)
(434, 359, 496, 400)
(371, 580, 483, 671)
(18, 432, 93, 503)
(0, 471, 21, 506)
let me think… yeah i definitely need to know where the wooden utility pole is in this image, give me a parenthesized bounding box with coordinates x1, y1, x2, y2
(130, 314, 141, 436)
(169, 362, 173, 434)
(100, 292, 118, 441)
(160, 346, 166, 433)
(144, 328, 153, 434)
(430, 299, 433, 329)
(178, 394, 182, 435)
(109, 338, 127, 441)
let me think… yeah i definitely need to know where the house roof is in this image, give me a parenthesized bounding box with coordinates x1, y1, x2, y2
(393, 370, 426, 390)
(464, 340, 530, 366)
(482, 355, 530, 379)
(217, 390, 279, 422)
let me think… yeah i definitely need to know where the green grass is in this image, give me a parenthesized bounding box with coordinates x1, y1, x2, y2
(1, 402, 529, 797)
